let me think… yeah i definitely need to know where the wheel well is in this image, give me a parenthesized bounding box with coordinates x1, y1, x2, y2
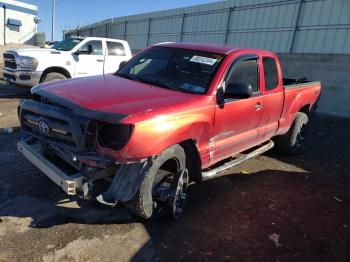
(161, 158, 180, 174)
(40, 67, 71, 82)
(179, 139, 202, 183)
(299, 104, 310, 115)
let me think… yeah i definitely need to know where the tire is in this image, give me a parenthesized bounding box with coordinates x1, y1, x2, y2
(275, 112, 309, 156)
(41, 72, 67, 83)
(124, 144, 187, 219)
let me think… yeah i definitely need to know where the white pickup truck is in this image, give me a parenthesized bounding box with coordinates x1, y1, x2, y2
(2, 37, 132, 87)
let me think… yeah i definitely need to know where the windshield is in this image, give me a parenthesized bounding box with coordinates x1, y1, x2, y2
(53, 38, 83, 51)
(117, 46, 224, 94)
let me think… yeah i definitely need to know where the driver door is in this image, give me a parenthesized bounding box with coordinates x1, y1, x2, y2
(211, 55, 263, 164)
(74, 40, 104, 77)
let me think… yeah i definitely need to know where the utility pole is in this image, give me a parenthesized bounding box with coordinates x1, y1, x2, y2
(51, 0, 55, 41)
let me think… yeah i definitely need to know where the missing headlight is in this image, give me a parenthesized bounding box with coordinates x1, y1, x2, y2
(97, 123, 132, 150)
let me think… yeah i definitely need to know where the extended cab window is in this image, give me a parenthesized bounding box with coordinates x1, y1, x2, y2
(117, 46, 224, 94)
(263, 57, 279, 90)
(79, 40, 103, 55)
(226, 59, 259, 93)
(107, 41, 126, 56)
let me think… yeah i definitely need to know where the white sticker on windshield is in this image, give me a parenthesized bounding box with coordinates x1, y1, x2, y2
(190, 56, 217, 66)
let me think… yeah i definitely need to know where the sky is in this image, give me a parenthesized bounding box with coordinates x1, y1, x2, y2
(22, 0, 218, 41)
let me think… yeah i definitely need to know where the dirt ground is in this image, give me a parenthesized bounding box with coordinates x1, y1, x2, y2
(0, 81, 349, 262)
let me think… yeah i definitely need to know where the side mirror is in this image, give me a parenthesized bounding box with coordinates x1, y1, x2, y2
(225, 82, 252, 99)
(216, 86, 225, 105)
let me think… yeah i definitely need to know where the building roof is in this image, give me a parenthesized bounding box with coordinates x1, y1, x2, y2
(0, 0, 37, 11)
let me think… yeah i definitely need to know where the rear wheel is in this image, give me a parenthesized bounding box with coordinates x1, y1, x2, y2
(125, 144, 188, 219)
(41, 72, 67, 83)
(275, 112, 309, 155)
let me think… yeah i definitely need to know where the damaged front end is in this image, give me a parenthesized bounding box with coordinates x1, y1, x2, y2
(18, 89, 147, 202)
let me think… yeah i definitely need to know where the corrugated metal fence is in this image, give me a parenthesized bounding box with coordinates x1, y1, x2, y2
(64, 0, 350, 54)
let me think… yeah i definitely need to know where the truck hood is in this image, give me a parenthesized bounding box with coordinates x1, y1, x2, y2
(32, 74, 204, 121)
(9, 48, 62, 57)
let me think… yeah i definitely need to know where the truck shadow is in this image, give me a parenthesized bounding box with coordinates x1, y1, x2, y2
(0, 80, 31, 99)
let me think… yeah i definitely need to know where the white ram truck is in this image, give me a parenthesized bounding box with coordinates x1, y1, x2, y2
(2, 37, 132, 87)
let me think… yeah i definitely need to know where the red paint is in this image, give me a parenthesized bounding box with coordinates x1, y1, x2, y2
(39, 43, 321, 167)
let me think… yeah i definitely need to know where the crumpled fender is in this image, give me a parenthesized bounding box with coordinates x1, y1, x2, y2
(97, 158, 152, 204)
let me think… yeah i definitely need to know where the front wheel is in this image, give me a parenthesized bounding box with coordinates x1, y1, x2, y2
(275, 112, 309, 155)
(41, 72, 67, 83)
(124, 144, 188, 219)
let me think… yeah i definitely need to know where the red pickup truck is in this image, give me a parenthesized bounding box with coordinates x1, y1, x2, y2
(17, 43, 321, 219)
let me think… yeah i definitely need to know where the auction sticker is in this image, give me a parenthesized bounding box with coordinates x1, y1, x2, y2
(190, 56, 217, 66)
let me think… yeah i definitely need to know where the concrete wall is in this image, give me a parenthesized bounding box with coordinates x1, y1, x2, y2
(0, 0, 38, 45)
(278, 54, 350, 118)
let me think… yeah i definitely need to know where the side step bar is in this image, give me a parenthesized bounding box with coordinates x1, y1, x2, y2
(202, 140, 274, 181)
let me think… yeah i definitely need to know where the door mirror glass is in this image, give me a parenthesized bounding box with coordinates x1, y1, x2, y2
(225, 82, 252, 99)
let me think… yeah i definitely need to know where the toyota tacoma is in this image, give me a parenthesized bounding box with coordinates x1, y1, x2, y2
(17, 42, 321, 219)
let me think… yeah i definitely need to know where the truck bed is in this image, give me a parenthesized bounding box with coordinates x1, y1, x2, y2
(283, 77, 320, 89)
(277, 78, 321, 136)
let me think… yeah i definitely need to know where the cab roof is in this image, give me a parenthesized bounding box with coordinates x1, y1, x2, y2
(154, 42, 275, 56)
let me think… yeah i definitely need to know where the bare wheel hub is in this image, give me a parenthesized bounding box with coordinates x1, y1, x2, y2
(152, 169, 189, 219)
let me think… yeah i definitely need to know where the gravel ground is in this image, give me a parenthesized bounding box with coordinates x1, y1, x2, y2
(0, 82, 349, 262)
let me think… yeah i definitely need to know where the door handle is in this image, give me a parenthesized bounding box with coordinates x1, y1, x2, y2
(96, 59, 104, 62)
(254, 103, 264, 110)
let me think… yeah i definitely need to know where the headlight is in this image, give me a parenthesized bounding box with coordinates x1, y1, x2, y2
(16, 56, 38, 69)
(97, 123, 133, 150)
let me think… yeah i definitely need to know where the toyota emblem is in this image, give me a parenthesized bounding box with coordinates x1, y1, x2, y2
(38, 120, 50, 134)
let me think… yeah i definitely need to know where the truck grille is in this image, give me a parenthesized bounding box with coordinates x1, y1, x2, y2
(3, 53, 17, 69)
(21, 109, 77, 148)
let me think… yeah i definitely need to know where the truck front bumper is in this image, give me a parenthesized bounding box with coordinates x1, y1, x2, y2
(17, 140, 84, 195)
(3, 68, 42, 87)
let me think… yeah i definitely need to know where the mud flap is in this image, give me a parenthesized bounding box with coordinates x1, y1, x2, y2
(96, 158, 152, 206)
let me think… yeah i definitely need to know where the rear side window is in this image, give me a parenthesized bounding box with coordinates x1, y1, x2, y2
(226, 59, 259, 92)
(263, 57, 279, 90)
(107, 41, 126, 56)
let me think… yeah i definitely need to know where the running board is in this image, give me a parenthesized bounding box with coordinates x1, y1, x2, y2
(202, 140, 274, 181)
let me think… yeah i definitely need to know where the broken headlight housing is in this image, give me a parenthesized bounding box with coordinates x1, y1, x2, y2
(97, 123, 133, 150)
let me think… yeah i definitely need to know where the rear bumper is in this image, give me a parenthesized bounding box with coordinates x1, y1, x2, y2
(3, 68, 42, 87)
(17, 140, 83, 195)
